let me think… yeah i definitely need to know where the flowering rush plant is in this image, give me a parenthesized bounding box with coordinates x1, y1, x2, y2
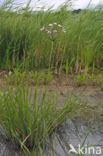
(40, 22, 66, 41)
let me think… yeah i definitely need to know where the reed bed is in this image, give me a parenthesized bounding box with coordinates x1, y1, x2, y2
(0, 2, 103, 73)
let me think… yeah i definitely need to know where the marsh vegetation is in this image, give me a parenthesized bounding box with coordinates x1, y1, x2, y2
(0, 0, 103, 155)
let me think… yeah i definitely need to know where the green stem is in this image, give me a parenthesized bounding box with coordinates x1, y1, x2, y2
(49, 41, 54, 69)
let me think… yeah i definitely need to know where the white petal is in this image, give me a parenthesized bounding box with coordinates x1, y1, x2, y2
(53, 22, 57, 25)
(49, 24, 53, 27)
(58, 24, 62, 27)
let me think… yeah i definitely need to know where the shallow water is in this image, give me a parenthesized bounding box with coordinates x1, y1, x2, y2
(0, 125, 19, 156)
(47, 118, 103, 156)
(0, 118, 103, 156)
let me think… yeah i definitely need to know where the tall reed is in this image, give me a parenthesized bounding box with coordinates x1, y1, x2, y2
(0, 1, 103, 73)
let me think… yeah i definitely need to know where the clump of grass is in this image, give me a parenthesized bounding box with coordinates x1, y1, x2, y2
(0, 86, 57, 153)
(0, 84, 82, 154)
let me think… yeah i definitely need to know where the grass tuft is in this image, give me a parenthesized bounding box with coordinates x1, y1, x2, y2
(0, 84, 82, 153)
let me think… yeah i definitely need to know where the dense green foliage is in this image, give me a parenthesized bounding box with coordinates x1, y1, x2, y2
(0, 4, 103, 73)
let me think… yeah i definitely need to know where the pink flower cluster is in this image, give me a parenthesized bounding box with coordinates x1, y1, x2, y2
(40, 22, 66, 34)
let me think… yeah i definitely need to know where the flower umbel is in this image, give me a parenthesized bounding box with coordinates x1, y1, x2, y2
(40, 22, 66, 40)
